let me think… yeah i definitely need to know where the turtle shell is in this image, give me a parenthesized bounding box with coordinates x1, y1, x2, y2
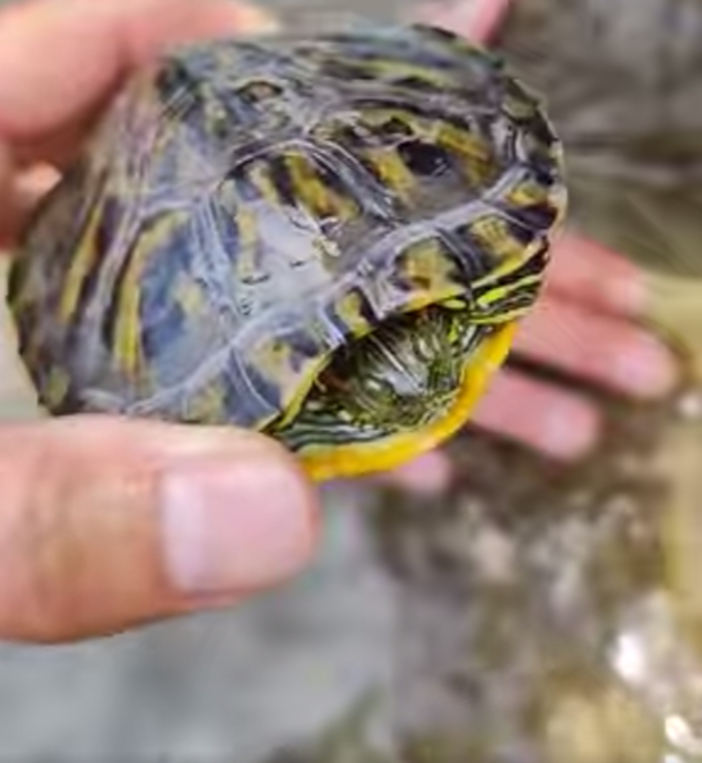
(7, 24, 566, 480)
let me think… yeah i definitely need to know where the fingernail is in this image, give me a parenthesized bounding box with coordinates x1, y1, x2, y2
(14, 162, 60, 198)
(542, 401, 598, 459)
(385, 450, 452, 495)
(161, 457, 314, 596)
(235, 3, 280, 34)
(615, 335, 677, 397)
(605, 275, 648, 315)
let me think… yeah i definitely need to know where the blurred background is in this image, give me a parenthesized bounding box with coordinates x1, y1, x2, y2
(2, 0, 702, 761)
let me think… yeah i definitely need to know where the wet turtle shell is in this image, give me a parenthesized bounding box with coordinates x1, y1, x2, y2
(7, 24, 566, 481)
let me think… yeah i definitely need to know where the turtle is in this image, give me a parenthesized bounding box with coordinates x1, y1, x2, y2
(6, 23, 566, 483)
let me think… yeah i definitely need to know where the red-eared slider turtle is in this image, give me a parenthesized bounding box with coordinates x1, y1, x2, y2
(7, 23, 566, 482)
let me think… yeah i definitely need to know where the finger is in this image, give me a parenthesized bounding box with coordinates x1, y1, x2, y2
(0, 417, 318, 643)
(377, 449, 453, 495)
(0, 0, 278, 156)
(414, 0, 513, 44)
(513, 294, 678, 398)
(471, 367, 600, 458)
(544, 231, 648, 317)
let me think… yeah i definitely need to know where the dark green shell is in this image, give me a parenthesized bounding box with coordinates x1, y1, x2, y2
(8, 24, 565, 431)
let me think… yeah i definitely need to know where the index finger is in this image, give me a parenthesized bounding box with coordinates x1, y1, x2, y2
(0, 0, 276, 156)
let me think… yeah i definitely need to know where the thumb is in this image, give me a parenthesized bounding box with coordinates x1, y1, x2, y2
(0, 416, 319, 643)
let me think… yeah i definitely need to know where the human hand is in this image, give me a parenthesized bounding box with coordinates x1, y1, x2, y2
(0, 0, 318, 644)
(384, 0, 679, 494)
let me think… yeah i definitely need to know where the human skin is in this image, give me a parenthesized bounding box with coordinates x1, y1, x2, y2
(0, 0, 677, 642)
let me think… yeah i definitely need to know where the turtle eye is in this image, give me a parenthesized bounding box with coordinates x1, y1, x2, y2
(398, 140, 451, 177)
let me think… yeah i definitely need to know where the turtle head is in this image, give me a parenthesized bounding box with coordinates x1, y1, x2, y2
(266, 305, 513, 481)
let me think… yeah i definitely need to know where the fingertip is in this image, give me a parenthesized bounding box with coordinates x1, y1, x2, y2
(539, 396, 600, 460)
(610, 332, 679, 400)
(161, 451, 318, 598)
(473, 370, 601, 461)
(414, 0, 513, 43)
(547, 232, 649, 316)
(379, 449, 453, 495)
(212, 1, 280, 35)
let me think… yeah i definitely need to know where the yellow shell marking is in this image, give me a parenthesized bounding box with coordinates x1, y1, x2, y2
(249, 159, 282, 205)
(363, 146, 416, 203)
(113, 212, 187, 375)
(360, 108, 498, 188)
(58, 190, 105, 323)
(334, 290, 373, 334)
(471, 243, 547, 323)
(469, 215, 531, 262)
(436, 121, 497, 186)
(284, 152, 359, 222)
(399, 237, 465, 313)
(505, 176, 553, 209)
(363, 58, 456, 88)
(475, 277, 540, 318)
(233, 206, 260, 285)
(250, 337, 332, 431)
(43, 366, 71, 410)
(273, 354, 332, 430)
